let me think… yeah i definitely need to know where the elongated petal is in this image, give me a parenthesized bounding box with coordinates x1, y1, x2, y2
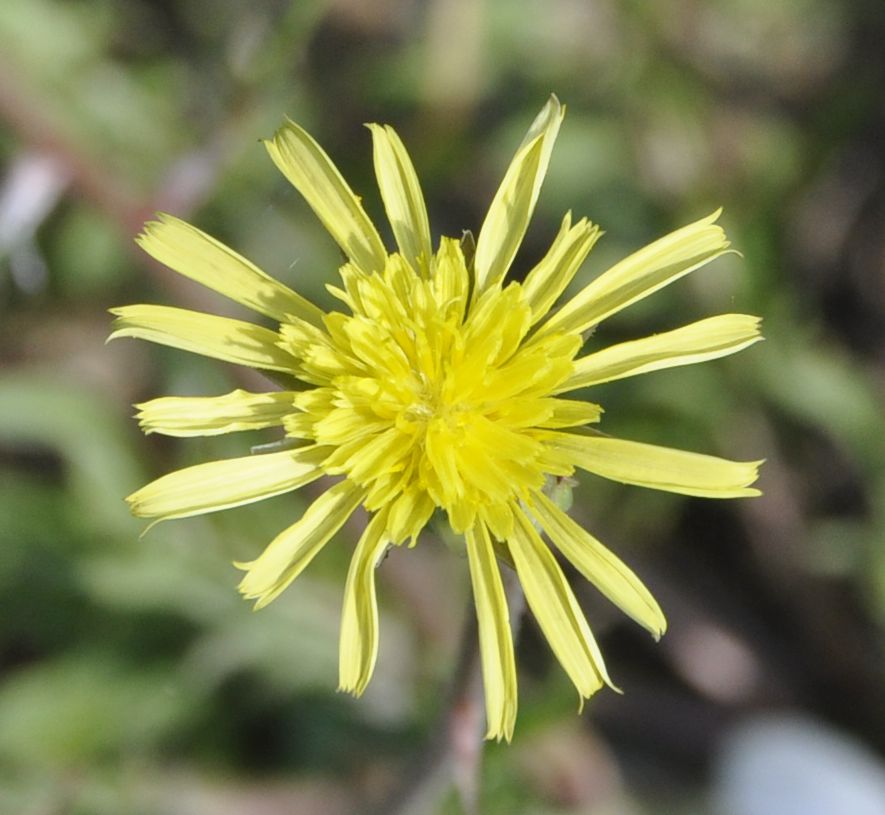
(126, 446, 327, 521)
(265, 119, 387, 274)
(522, 214, 602, 324)
(465, 521, 517, 741)
(136, 214, 323, 324)
(528, 492, 666, 638)
(109, 305, 297, 373)
(508, 508, 614, 700)
(548, 432, 763, 498)
(135, 389, 296, 437)
(237, 480, 366, 608)
(537, 399, 603, 428)
(474, 94, 565, 293)
(559, 314, 763, 391)
(338, 508, 390, 696)
(537, 210, 730, 337)
(368, 124, 432, 275)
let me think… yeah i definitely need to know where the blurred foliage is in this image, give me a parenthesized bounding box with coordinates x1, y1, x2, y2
(1, 0, 883, 813)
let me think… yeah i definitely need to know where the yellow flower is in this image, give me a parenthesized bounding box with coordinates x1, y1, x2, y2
(112, 96, 762, 742)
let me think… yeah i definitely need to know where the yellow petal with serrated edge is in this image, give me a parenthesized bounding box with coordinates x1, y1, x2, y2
(537, 399, 603, 428)
(537, 210, 730, 338)
(109, 305, 297, 373)
(136, 389, 296, 437)
(136, 214, 323, 324)
(126, 446, 327, 522)
(339, 508, 390, 696)
(522, 214, 602, 324)
(237, 480, 366, 608)
(508, 508, 615, 700)
(265, 119, 387, 274)
(528, 492, 666, 638)
(559, 314, 763, 391)
(549, 432, 763, 498)
(474, 95, 565, 293)
(368, 124, 432, 275)
(466, 521, 518, 741)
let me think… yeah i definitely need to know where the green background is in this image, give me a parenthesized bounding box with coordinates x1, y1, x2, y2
(1, 1, 883, 812)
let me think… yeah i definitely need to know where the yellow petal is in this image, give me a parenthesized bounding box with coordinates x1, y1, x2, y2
(478, 501, 515, 542)
(465, 521, 517, 742)
(432, 237, 470, 323)
(474, 94, 565, 293)
(340, 427, 412, 484)
(559, 314, 763, 391)
(538, 210, 731, 337)
(549, 432, 763, 498)
(368, 124, 433, 275)
(508, 508, 614, 700)
(537, 399, 603, 428)
(386, 487, 435, 546)
(109, 305, 297, 373)
(280, 317, 363, 384)
(136, 214, 323, 324)
(522, 213, 602, 324)
(460, 285, 532, 377)
(237, 480, 366, 608)
(135, 389, 296, 437)
(339, 508, 391, 696)
(527, 492, 666, 638)
(126, 446, 326, 522)
(265, 119, 387, 274)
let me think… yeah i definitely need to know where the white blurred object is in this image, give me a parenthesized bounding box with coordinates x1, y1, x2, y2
(668, 620, 761, 704)
(714, 714, 885, 815)
(0, 151, 70, 293)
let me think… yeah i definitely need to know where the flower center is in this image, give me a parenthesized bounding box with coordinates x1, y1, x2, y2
(285, 243, 582, 534)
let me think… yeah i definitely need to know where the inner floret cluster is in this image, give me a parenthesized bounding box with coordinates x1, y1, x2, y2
(282, 242, 594, 543)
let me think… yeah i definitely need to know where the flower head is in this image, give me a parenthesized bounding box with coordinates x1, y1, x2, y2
(112, 96, 762, 741)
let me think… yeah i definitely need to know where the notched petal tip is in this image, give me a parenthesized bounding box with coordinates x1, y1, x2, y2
(133, 212, 167, 240)
(124, 491, 159, 526)
(739, 458, 765, 486)
(649, 616, 668, 642)
(336, 681, 359, 697)
(486, 722, 515, 743)
(741, 459, 766, 496)
(107, 305, 131, 329)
